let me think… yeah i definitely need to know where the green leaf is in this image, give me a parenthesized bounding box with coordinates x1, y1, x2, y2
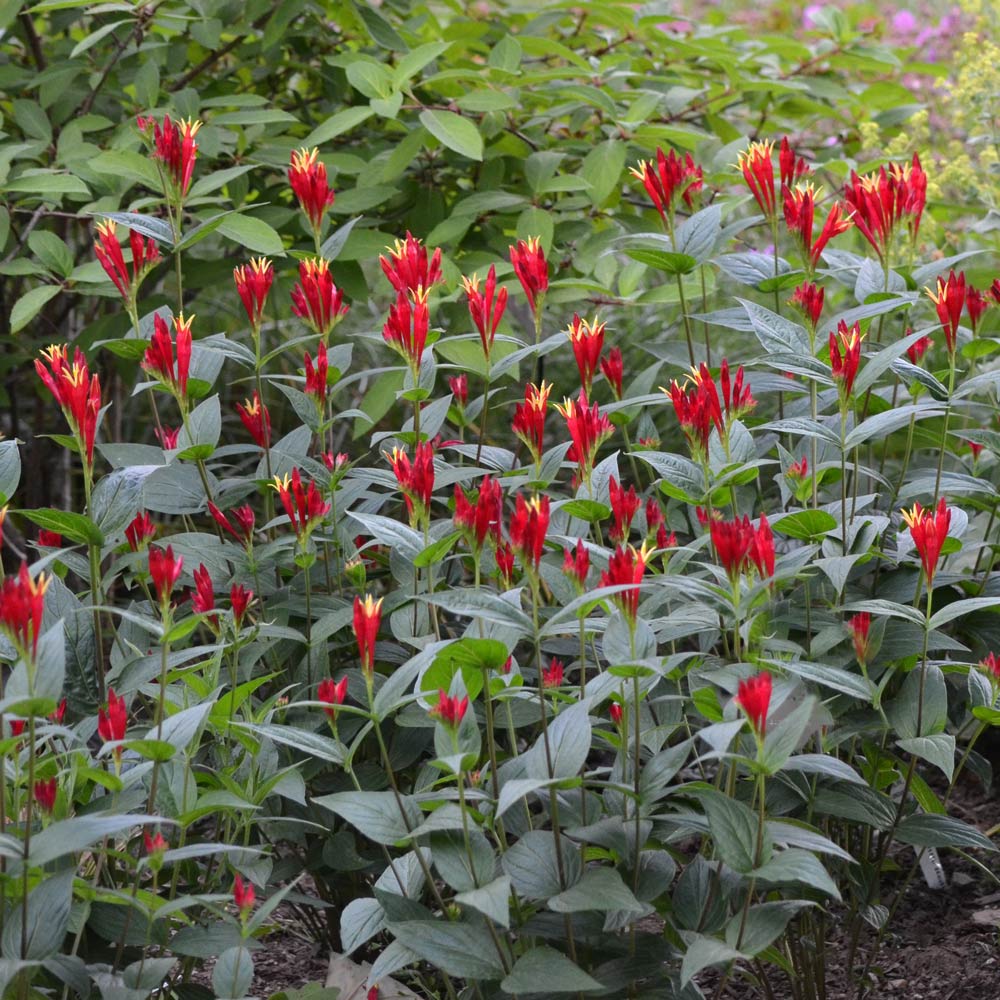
(98, 212, 175, 247)
(581, 140, 625, 205)
(0, 441, 21, 504)
(319, 216, 362, 262)
(387, 920, 505, 980)
(304, 106, 375, 146)
(760, 697, 817, 774)
(313, 790, 420, 845)
(28, 814, 162, 869)
(237, 723, 345, 765)
(895, 814, 997, 852)
(212, 946, 254, 1000)
(0, 871, 72, 959)
(680, 936, 744, 988)
(624, 248, 697, 275)
(888, 664, 947, 739)
(739, 298, 811, 355)
(928, 597, 1000, 631)
(354, 2, 407, 50)
(726, 901, 810, 957)
(28, 231, 73, 277)
(772, 509, 837, 540)
(176, 394, 221, 460)
(502, 830, 581, 900)
(700, 790, 770, 874)
(525, 701, 591, 780)
(752, 848, 840, 899)
(10, 285, 60, 333)
(548, 867, 643, 915)
(419, 110, 483, 161)
(341, 897, 385, 955)
(766, 658, 870, 701)
(4, 172, 90, 196)
(455, 875, 511, 928)
(216, 214, 285, 255)
(19, 509, 103, 546)
(501, 946, 603, 994)
(897, 734, 956, 782)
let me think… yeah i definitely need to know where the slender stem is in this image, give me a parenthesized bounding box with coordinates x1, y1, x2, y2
(476, 366, 492, 466)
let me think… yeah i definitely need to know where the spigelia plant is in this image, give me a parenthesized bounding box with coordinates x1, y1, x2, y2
(2, 3, 1000, 1000)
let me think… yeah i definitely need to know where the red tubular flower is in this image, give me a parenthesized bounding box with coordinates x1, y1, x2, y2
(990, 279, 1000, 305)
(554, 394, 614, 481)
(599, 542, 651, 623)
(289, 147, 335, 236)
(448, 374, 468, 408)
(304, 344, 329, 407)
(191, 564, 215, 616)
(230, 584, 253, 627)
(782, 183, 852, 270)
(779, 136, 811, 189)
(966, 286, 989, 335)
(380, 232, 442, 294)
(155, 426, 180, 449)
(630, 147, 703, 225)
(787, 456, 809, 482)
(382, 288, 430, 370)
(50, 699, 67, 724)
(496, 542, 515, 586)
(829, 320, 864, 397)
(233, 258, 273, 331)
(738, 140, 777, 218)
(848, 612, 872, 665)
(901, 497, 951, 586)
(429, 690, 469, 729)
(736, 673, 772, 736)
(666, 377, 717, 460)
(209, 502, 255, 546)
(566, 314, 606, 396)
(563, 539, 590, 588)
(968, 440, 985, 461)
(149, 545, 183, 604)
(843, 154, 927, 262)
(318, 676, 349, 720)
(709, 359, 756, 424)
(98, 688, 128, 743)
(980, 653, 1000, 681)
(710, 515, 755, 581)
(789, 281, 825, 329)
(353, 594, 383, 675)
(236, 393, 271, 449)
(386, 442, 436, 522)
(906, 332, 932, 364)
(94, 219, 160, 304)
(462, 265, 508, 357)
(512, 381, 552, 463)
(271, 469, 331, 538)
(233, 875, 255, 915)
(454, 475, 502, 550)
(143, 313, 192, 399)
(291, 257, 348, 338)
(926, 270, 966, 354)
(147, 115, 202, 197)
(541, 659, 564, 689)
(33, 779, 57, 814)
(600, 347, 624, 399)
(144, 831, 168, 857)
(0, 564, 50, 656)
(125, 512, 156, 551)
(510, 494, 550, 571)
(509, 237, 548, 316)
(749, 513, 775, 580)
(609, 477, 641, 543)
(38, 530, 62, 548)
(35, 344, 102, 465)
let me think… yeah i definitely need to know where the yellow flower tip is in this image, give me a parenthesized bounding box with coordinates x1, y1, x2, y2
(460, 273, 480, 294)
(249, 257, 272, 275)
(271, 473, 292, 493)
(359, 593, 383, 616)
(41, 344, 67, 364)
(95, 219, 116, 238)
(175, 312, 195, 333)
(900, 503, 924, 529)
